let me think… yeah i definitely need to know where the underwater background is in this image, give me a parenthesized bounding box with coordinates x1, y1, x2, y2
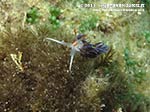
(0, 0, 150, 112)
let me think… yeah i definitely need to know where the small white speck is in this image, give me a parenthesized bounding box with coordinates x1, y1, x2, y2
(95, 88, 99, 91)
(100, 104, 105, 107)
(137, 12, 141, 15)
(31, 87, 35, 90)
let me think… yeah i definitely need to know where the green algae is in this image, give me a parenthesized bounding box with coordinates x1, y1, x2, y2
(0, 0, 150, 112)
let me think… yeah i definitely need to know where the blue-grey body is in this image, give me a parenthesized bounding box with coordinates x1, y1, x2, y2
(46, 34, 109, 71)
